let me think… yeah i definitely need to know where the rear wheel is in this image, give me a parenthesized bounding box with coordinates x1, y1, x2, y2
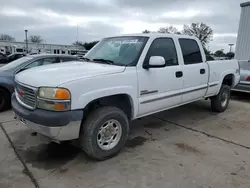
(211, 85, 230, 112)
(0, 88, 10, 112)
(79, 106, 129, 160)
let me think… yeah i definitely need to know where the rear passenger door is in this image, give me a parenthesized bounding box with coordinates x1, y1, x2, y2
(178, 38, 209, 103)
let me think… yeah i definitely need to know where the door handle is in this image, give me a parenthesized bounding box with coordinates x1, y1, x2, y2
(200, 69, 205, 74)
(175, 71, 183, 78)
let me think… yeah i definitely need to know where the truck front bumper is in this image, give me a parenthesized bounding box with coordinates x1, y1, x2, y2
(11, 94, 83, 141)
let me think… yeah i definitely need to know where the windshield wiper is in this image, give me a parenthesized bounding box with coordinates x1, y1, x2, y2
(93, 58, 115, 65)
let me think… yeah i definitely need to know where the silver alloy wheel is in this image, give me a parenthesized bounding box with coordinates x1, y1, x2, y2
(221, 90, 228, 107)
(97, 119, 122, 150)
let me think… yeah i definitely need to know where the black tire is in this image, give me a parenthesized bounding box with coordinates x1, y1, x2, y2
(211, 85, 231, 112)
(0, 88, 10, 112)
(79, 106, 129, 160)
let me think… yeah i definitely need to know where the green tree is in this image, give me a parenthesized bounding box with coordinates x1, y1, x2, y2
(29, 35, 43, 43)
(214, 50, 225, 57)
(73, 41, 85, 47)
(0, 34, 15, 41)
(203, 47, 211, 55)
(158, 26, 179, 34)
(226, 52, 235, 59)
(182, 23, 213, 48)
(73, 41, 98, 50)
(142, 29, 150, 33)
(83, 41, 99, 50)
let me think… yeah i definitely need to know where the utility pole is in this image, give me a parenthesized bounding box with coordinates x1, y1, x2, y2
(76, 25, 79, 43)
(228, 44, 234, 52)
(25, 30, 28, 54)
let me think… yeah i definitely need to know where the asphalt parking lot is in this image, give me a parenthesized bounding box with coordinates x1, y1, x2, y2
(1, 92, 250, 188)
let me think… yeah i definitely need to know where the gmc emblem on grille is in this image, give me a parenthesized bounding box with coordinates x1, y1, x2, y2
(17, 87, 24, 97)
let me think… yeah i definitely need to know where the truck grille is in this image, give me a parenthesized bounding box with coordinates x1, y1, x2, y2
(16, 83, 37, 109)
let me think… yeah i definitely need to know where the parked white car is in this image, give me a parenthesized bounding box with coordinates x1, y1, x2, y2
(12, 33, 240, 160)
(232, 60, 250, 93)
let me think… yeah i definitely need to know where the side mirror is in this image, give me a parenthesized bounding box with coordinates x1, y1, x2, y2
(144, 56, 166, 69)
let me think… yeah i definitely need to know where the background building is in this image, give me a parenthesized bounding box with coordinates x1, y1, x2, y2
(235, 1, 250, 61)
(0, 40, 86, 56)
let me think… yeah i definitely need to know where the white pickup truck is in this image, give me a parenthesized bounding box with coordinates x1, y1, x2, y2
(12, 33, 240, 160)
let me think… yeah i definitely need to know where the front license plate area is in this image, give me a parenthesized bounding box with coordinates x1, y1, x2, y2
(19, 116, 26, 125)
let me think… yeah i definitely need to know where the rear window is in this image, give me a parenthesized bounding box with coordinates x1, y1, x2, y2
(179, 39, 203, 64)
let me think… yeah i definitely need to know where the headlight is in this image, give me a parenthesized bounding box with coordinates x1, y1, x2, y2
(37, 87, 71, 111)
(38, 87, 70, 100)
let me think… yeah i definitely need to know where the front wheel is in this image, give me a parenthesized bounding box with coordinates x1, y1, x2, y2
(211, 85, 230, 112)
(79, 106, 129, 160)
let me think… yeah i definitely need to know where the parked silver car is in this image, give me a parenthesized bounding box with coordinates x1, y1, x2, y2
(232, 60, 250, 93)
(0, 54, 78, 111)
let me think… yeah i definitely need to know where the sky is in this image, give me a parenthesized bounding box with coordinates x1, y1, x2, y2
(0, 0, 247, 52)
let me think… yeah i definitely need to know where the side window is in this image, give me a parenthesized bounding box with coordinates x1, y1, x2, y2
(144, 38, 178, 66)
(25, 59, 43, 69)
(42, 57, 59, 65)
(25, 58, 59, 69)
(179, 39, 203, 64)
(60, 57, 76, 62)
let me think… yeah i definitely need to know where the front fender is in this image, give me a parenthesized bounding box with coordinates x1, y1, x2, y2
(72, 86, 138, 119)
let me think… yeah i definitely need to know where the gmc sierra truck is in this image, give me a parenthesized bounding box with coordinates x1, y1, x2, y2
(11, 34, 240, 160)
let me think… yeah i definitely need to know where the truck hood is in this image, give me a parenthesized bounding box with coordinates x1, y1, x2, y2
(15, 61, 126, 87)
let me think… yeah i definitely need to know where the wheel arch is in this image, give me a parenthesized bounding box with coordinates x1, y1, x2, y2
(83, 93, 135, 121)
(216, 73, 235, 95)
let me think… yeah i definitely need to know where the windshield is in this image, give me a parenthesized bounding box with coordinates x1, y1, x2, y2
(0, 56, 33, 71)
(85, 36, 148, 66)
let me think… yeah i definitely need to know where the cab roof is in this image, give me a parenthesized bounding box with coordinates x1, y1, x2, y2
(110, 33, 198, 40)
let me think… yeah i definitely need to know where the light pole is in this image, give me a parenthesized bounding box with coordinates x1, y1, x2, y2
(25, 30, 28, 54)
(76, 25, 79, 43)
(228, 44, 234, 53)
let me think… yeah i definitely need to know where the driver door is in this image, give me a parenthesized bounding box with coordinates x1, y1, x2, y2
(137, 37, 183, 116)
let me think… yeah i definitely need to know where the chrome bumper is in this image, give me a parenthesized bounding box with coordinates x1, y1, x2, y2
(12, 94, 83, 141)
(14, 113, 81, 141)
